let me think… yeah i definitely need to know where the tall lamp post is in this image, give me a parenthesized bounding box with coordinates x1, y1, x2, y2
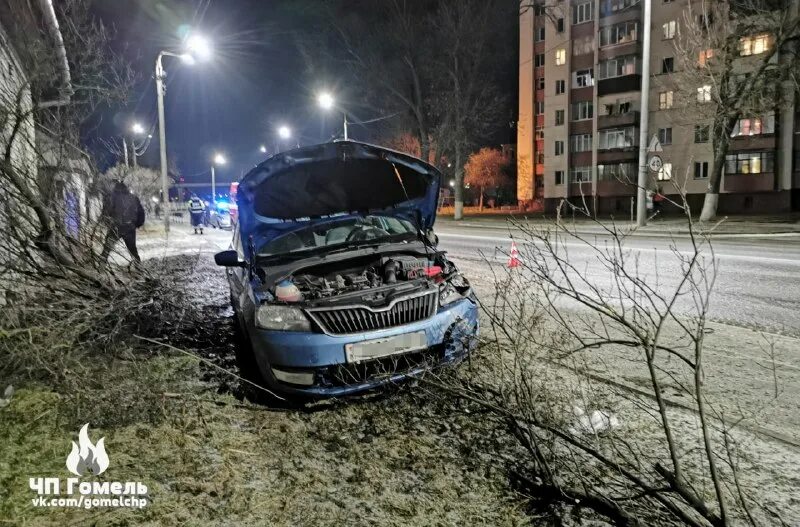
(317, 92, 348, 140)
(211, 153, 226, 203)
(155, 34, 212, 232)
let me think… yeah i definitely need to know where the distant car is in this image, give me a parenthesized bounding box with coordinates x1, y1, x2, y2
(214, 141, 479, 397)
(209, 201, 233, 230)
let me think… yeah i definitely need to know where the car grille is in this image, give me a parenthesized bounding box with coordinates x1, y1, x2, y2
(306, 290, 438, 335)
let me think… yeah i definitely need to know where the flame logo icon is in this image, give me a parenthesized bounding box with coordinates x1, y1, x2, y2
(66, 424, 109, 476)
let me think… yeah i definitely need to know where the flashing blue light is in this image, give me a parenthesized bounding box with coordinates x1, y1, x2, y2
(216, 201, 230, 211)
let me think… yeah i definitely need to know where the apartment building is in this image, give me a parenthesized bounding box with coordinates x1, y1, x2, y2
(517, 0, 800, 215)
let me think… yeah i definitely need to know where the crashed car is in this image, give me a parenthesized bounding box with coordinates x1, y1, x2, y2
(214, 141, 478, 397)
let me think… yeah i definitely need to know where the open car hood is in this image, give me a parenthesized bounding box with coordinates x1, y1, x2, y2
(236, 141, 441, 252)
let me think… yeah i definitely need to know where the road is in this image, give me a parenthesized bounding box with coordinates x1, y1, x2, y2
(433, 223, 800, 336)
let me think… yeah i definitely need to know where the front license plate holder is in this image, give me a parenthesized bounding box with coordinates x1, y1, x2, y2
(345, 331, 428, 364)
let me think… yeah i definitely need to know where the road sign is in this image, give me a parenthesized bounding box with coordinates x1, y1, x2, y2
(648, 155, 663, 172)
(648, 135, 663, 153)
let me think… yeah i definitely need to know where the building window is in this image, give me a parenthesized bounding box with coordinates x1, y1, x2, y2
(598, 127, 637, 149)
(572, 2, 594, 24)
(555, 141, 565, 155)
(663, 20, 677, 39)
(725, 152, 774, 174)
(658, 127, 672, 145)
(535, 127, 544, 140)
(555, 48, 566, 65)
(698, 49, 714, 66)
(555, 170, 565, 185)
(599, 21, 638, 47)
(557, 18, 565, 32)
(535, 101, 545, 115)
(658, 162, 673, 181)
(573, 68, 594, 88)
(601, 0, 639, 15)
(570, 166, 592, 183)
(535, 53, 545, 67)
(536, 27, 546, 41)
(598, 162, 636, 181)
(740, 34, 770, 56)
(597, 54, 638, 79)
(697, 85, 712, 102)
(694, 125, 710, 143)
(555, 109, 565, 125)
(534, 3, 546, 15)
(694, 161, 709, 179)
(570, 133, 593, 152)
(537, 153, 545, 164)
(732, 114, 775, 136)
(604, 100, 634, 115)
(659, 91, 674, 109)
(571, 101, 594, 120)
(536, 77, 545, 90)
(555, 79, 566, 94)
(662, 57, 674, 73)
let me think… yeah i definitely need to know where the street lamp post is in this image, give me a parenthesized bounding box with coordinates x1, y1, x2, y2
(211, 153, 226, 202)
(317, 92, 348, 140)
(154, 34, 212, 232)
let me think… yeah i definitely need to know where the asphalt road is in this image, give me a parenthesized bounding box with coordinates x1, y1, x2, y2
(433, 223, 800, 336)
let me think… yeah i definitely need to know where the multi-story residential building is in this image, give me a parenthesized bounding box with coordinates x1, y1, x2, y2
(518, 0, 800, 215)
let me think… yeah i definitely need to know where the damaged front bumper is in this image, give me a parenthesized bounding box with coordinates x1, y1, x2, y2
(247, 297, 479, 397)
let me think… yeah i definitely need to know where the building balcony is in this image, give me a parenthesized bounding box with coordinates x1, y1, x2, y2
(597, 74, 641, 96)
(723, 172, 775, 193)
(598, 111, 639, 130)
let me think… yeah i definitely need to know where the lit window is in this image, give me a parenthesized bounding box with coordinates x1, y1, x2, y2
(725, 152, 774, 174)
(698, 49, 714, 66)
(555, 48, 566, 65)
(659, 91, 673, 109)
(740, 34, 770, 56)
(663, 21, 677, 39)
(658, 162, 673, 181)
(733, 116, 771, 136)
(697, 85, 712, 102)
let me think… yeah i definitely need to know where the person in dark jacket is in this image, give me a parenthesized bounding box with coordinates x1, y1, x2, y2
(100, 181, 145, 262)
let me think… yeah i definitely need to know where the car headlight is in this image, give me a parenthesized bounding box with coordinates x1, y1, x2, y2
(439, 283, 464, 306)
(255, 304, 312, 331)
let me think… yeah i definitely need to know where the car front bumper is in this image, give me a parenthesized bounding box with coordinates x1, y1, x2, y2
(247, 297, 479, 397)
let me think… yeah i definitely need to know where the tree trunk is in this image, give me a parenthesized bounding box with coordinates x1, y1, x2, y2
(479, 186, 484, 211)
(454, 142, 464, 220)
(699, 114, 738, 222)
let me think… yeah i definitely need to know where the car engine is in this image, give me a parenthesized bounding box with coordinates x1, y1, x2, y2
(274, 254, 452, 303)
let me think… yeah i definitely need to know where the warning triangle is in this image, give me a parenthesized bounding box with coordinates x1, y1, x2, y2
(648, 135, 663, 153)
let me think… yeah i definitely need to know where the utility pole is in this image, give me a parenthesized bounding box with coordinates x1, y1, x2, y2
(635, 0, 652, 227)
(343, 113, 349, 140)
(156, 52, 170, 232)
(211, 164, 216, 203)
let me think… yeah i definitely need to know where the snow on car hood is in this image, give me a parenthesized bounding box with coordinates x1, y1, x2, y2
(236, 141, 441, 252)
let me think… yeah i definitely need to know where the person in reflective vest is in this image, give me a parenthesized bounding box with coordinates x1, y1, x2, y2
(188, 194, 206, 234)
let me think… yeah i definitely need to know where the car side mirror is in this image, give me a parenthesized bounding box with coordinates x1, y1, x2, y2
(214, 250, 246, 267)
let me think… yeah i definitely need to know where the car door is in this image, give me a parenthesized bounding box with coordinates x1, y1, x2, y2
(227, 225, 248, 313)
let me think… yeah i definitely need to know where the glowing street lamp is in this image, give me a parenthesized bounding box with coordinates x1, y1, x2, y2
(278, 125, 291, 140)
(155, 31, 213, 232)
(131, 122, 146, 135)
(211, 152, 226, 202)
(259, 145, 268, 154)
(317, 91, 348, 140)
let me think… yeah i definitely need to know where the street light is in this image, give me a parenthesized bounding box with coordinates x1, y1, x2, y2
(131, 122, 145, 135)
(259, 145, 267, 154)
(278, 125, 291, 140)
(211, 152, 226, 202)
(317, 91, 348, 140)
(155, 32, 213, 232)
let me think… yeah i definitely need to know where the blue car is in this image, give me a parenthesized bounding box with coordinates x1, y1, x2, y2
(214, 141, 478, 398)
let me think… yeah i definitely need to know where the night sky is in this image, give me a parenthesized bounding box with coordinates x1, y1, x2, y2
(90, 0, 344, 192)
(89, 0, 518, 197)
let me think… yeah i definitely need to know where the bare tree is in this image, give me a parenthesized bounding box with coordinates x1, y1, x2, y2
(671, 0, 800, 221)
(431, 0, 514, 220)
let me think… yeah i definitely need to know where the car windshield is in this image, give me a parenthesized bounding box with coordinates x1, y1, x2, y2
(258, 215, 417, 257)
